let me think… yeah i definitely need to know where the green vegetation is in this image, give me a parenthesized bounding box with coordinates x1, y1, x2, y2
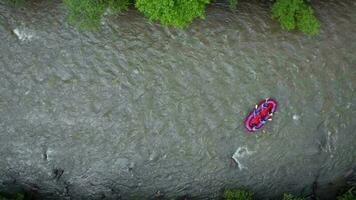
(63, 0, 129, 29)
(272, 0, 320, 35)
(8, 0, 321, 35)
(0, 193, 24, 200)
(64, 0, 321, 34)
(228, 0, 238, 10)
(5, 0, 25, 7)
(223, 189, 253, 200)
(107, 0, 130, 13)
(338, 188, 356, 200)
(135, 0, 210, 27)
(1, 189, 356, 200)
(282, 193, 304, 200)
(222, 188, 356, 200)
(63, 0, 106, 29)
(222, 189, 304, 200)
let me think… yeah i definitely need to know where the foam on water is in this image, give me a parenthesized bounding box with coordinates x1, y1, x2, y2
(13, 27, 36, 41)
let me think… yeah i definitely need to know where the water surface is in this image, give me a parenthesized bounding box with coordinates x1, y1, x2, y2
(0, 0, 355, 199)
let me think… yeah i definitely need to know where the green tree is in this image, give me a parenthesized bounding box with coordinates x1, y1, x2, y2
(5, 0, 25, 7)
(272, 0, 320, 35)
(63, 0, 129, 29)
(337, 188, 356, 200)
(228, 0, 238, 10)
(0, 193, 24, 200)
(135, 0, 210, 27)
(223, 189, 254, 200)
(107, 0, 130, 14)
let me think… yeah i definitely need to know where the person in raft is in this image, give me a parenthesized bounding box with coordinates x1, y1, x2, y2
(251, 99, 273, 130)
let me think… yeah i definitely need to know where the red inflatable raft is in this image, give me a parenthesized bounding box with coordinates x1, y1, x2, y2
(244, 98, 277, 132)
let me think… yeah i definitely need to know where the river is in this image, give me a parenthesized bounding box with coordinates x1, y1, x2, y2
(0, 0, 355, 199)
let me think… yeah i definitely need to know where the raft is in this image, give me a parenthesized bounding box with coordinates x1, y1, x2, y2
(244, 98, 277, 132)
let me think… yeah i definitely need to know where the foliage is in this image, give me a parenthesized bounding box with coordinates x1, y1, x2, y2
(135, 0, 210, 27)
(107, 0, 129, 14)
(6, 0, 323, 35)
(223, 189, 254, 200)
(63, 0, 129, 29)
(282, 193, 304, 200)
(337, 188, 356, 200)
(272, 0, 320, 35)
(228, 0, 238, 10)
(64, 0, 106, 29)
(0, 193, 24, 200)
(295, 4, 320, 34)
(5, 0, 25, 7)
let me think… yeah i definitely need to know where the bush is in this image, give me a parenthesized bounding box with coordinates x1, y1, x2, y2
(272, 0, 320, 35)
(228, 0, 238, 10)
(0, 193, 24, 200)
(5, 0, 25, 7)
(107, 0, 130, 14)
(64, 0, 105, 29)
(337, 188, 356, 200)
(63, 0, 129, 29)
(135, 0, 210, 27)
(223, 189, 254, 200)
(282, 193, 304, 200)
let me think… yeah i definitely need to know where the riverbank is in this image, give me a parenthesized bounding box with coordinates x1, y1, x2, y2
(5, 0, 320, 34)
(1, 186, 355, 200)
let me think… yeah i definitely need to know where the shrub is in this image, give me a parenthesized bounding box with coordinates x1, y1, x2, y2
(223, 189, 253, 200)
(337, 188, 356, 200)
(64, 0, 106, 29)
(107, 0, 129, 14)
(5, 0, 25, 7)
(63, 0, 129, 29)
(228, 0, 238, 10)
(282, 193, 304, 200)
(0, 193, 24, 200)
(135, 0, 210, 27)
(272, 0, 320, 35)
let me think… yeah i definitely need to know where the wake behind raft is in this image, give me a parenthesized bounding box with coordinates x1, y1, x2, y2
(244, 98, 277, 132)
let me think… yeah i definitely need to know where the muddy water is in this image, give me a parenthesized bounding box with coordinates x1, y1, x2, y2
(0, 0, 355, 199)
